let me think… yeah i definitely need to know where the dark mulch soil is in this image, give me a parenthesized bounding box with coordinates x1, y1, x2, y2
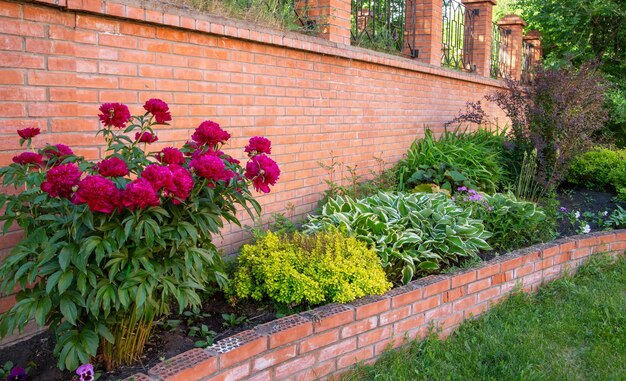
(1, 186, 624, 381)
(555, 185, 626, 236)
(0, 293, 278, 381)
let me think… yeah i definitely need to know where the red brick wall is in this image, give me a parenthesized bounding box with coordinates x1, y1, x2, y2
(126, 231, 626, 381)
(0, 0, 507, 317)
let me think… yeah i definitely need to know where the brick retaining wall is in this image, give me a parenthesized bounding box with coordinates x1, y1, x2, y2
(122, 230, 626, 381)
(0, 0, 508, 321)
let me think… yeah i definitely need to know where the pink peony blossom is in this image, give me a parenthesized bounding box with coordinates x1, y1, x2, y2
(143, 99, 172, 124)
(167, 165, 194, 204)
(141, 164, 175, 192)
(72, 175, 120, 214)
(245, 154, 280, 193)
(191, 121, 230, 147)
(122, 178, 160, 210)
(17, 128, 40, 139)
(97, 157, 128, 177)
(98, 103, 131, 129)
(12, 152, 43, 166)
(190, 154, 234, 187)
(157, 147, 185, 165)
(135, 131, 158, 143)
(41, 163, 82, 198)
(244, 136, 271, 156)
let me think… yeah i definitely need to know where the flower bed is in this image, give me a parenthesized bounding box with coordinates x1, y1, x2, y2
(121, 230, 626, 381)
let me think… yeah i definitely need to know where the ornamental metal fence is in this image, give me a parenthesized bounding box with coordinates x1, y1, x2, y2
(441, 0, 476, 71)
(521, 40, 537, 83)
(490, 22, 513, 79)
(351, 0, 411, 54)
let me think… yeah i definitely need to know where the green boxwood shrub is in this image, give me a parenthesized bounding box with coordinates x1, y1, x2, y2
(566, 148, 626, 190)
(304, 192, 491, 284)
(230, 230, 391, 307)
(566, 148, 626, 201)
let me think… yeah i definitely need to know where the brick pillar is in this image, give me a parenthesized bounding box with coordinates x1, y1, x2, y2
(523, 29, 542, 66)
(497, 14, 526, 80)
(299, 0, 351, 45)
(403, 0, 443, 66)
(462, 0, 496, 77)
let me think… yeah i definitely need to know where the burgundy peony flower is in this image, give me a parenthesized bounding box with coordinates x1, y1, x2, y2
(17, 127, 40, 140)
(41, 163, 82, 198)
(167, 165, 194, 204)
(190, 154, 234, 186)
(43, 144, 74, 163)
(12, 152, 43, 166)
(98, 103, 131, 129)
(244, 136, 272, 156)
(245, 154, 280, 193)
(225, 156, 241, 165)
(143, 99, 172, 124)
(76, 363, 95, 381)
(157, 147, 185, 165)
(122, 178, 160, 210)
(191, 121, 231, 147)
(141, 164, 175, 192)
(72, 176, 120, 214)
(97, 157, 129, 177)
(6, 366, 27, 381)
(135, 131, 158, 144)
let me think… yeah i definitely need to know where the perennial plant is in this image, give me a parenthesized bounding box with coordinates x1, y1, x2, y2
(0, 100, 279, 371)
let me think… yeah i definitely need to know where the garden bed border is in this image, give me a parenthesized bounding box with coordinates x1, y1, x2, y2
(123, 230, 626, 381)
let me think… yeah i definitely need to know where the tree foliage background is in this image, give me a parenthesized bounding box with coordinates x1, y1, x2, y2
(493, 0, 626, 146)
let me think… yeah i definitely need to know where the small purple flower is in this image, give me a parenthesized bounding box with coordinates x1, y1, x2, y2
(457, 186, 467, 192)
(76, 363, 94, 381)
(468, 189, 477, 195)
(560, 207, 568, 213)
(6, 367, 26, 381)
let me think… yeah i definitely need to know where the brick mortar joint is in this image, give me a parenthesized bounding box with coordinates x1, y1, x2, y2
(17, 0, 507, 88)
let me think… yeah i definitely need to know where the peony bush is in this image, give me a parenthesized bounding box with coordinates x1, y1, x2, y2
(0, 99, 279, 371)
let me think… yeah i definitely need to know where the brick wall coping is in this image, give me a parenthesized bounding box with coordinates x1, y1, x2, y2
(24, 0, 505, 89)
(122, 230, 626, 381)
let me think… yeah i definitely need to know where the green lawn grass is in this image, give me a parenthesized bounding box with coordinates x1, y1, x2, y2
(342, 255, 626, 381)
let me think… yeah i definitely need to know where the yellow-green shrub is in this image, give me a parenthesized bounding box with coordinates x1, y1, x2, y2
(231, 230, 391, 307)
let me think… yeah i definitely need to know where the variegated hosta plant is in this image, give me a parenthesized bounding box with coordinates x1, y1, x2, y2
(304, 192, 491, 284)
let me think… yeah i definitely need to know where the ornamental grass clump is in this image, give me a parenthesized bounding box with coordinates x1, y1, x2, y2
(230, 229, 391, 308)
(0, 100, 280, 371)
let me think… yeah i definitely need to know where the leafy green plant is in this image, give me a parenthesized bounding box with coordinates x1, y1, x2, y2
(455, 190, 555, 252)
(230, 229, 391, 307)
(221, 313, 249, 328)
(605, 206, 626, 229)
(189, 324, 217, 348)
(396, 128, 508, 194)
(0, 101, 279, 371)
(304, 192, 491, 284)
(406, 163, 476, 193)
